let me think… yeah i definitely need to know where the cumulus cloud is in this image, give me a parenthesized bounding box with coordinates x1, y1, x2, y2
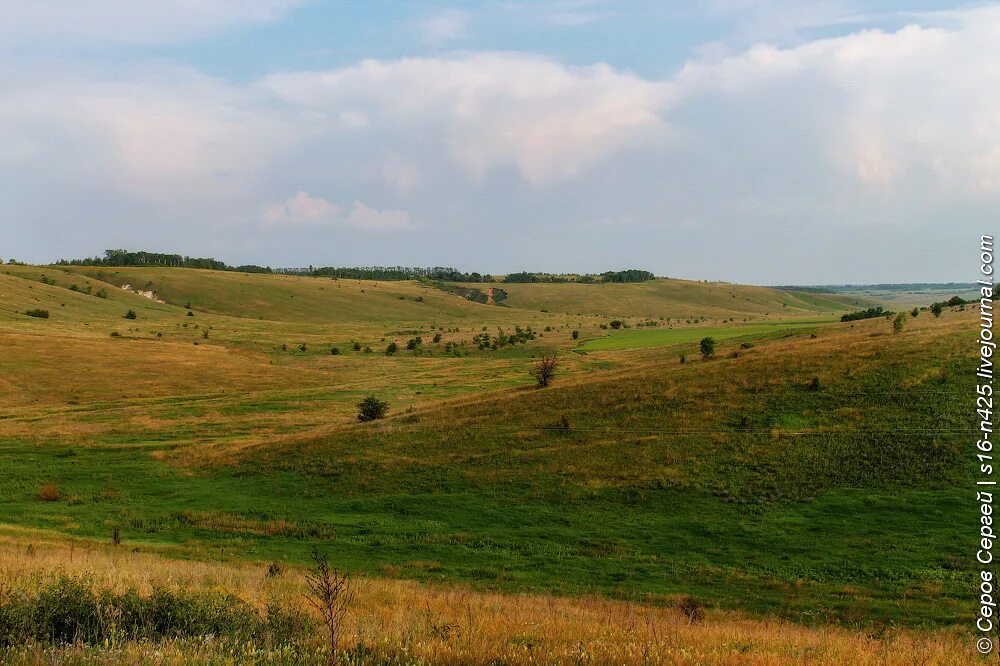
(261, 191, 339, 226)
(347, 202, 412, 231)
(2, 4, 998, 279)
(260, 194, 410, 232)
(261, 53, 670, 184)
(674, 10, 1000, 193)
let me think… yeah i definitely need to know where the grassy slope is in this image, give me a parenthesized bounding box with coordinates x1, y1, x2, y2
(0, 259, 975, 628)
(0, 534, 977, 665)
(466, 278, 873, 319)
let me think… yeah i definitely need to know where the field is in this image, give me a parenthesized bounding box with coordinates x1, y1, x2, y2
(0, 263, 980, 663)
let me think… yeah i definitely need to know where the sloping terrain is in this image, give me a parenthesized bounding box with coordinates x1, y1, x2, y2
(0, 259, 976, 629)
(461, 278, 874, 319)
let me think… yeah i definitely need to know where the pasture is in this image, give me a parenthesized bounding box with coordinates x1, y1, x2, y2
(0, 263, 979, 663)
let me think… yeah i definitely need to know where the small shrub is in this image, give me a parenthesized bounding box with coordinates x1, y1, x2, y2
(305, 547, 355, 664)
(531, 354, 558, 388)
(678, 596, 706, 624)
(892, 312, 906, 334)
(385, 342, 398, 356)
(112, 527, 121, 546)
(37, 484, 61, 502)
(352, 341, 362, 351)
(931, 302, 943, 317)
(330, 347, 341, 355)
(432, 333, 443, 343)
(298, 343, 307, 352)
(699, 337, 715, 359)
(571, 330, 579, 340)
(610, 320, 623, 329)
(808, 376, 821, 391)
(110, 331, 121, 338)
(95, 288, 108, 299)
(911, 307, 919, 318)
(186, 311, 194, 317)
(25, 309, 49, 319)
(266, 562, 283, 578)
(357, 395, 389, 421)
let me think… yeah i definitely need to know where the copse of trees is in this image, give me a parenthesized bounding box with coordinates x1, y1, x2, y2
(56, 250, 657, 286)
(312, 266, 492, 282)
(841, 306, 891, 322)
(502, 269, 656, 284)
(600, 269, 656, 283)
(58, 249, 233, 271)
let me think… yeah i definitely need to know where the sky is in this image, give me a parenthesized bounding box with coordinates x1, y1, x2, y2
(1, 1, 997, 284)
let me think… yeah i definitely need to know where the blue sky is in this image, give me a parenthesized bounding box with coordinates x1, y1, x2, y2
(1, 1, 997, 283)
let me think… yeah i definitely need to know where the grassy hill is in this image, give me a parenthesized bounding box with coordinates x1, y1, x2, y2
(0, 262, 980, 662)
(465, 278, 873, 319)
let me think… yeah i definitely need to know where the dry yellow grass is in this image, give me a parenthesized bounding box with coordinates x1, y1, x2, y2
(0, 529, 980, 665)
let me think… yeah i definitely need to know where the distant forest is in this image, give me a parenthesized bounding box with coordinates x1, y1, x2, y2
(55, 250, 656, 284)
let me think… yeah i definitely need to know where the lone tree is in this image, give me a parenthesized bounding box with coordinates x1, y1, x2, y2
(531, 354, 558, 388)
(357, 395, 389, 421)
(123, 309, 137, 320)
(385, 342, 398, 356)
(931, 302, 943, 318)
(700, 336, 715, 359)
(305, 547, 355, 666)
(892, 312, 906, 334)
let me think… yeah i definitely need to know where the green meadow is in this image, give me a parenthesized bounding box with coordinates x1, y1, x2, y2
(0, 263, 978, 637)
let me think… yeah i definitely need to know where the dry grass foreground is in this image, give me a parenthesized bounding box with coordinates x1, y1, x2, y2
(0, 531, 981, 665)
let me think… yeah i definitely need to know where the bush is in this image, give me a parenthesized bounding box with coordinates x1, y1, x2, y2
(406, 336, 422, 350)
(37, 484, 61, 502)
(700, 337, 715, 359)
(352, 341, 362, 351)
(95, 288, 108, 299)
(571, 330, 579, 340)
(24, 309, 49, 319)
(678, 596, 706, 624)
(330, 347, 341, 355)
(0, 574, 311, 647)
(610, 320, 623, 329)
(892, 312, 906, 334)
(931, 302, 943, 317)
(531, 354, 558, 388)
(357, 395, 389, 421)
(385, 342, 398, 356)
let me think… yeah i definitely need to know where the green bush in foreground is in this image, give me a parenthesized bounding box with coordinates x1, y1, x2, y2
(357, 396, 389, 422)
(24, 309, 49, 319)
(0, 574, 310, 648)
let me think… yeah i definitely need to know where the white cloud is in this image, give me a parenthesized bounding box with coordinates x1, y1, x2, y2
(261, 191, 339, 226)
(674, 8, 1000, 193)
(347, 202, 412, 231)
(261, 53, 670, 184)
(259, 195, 411, 232)
(2, 4, 999, 280)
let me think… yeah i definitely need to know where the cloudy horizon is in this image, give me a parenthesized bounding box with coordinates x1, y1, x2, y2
(2, 1, 997, 284)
